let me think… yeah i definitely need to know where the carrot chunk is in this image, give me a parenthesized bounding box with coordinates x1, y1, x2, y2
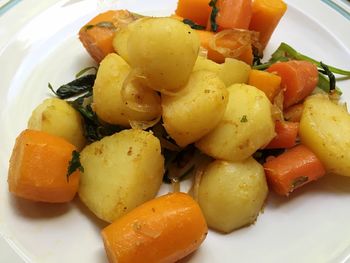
(248, 69, 282, 101)
(265, 121, 299, 149)
(209, 0, 252, 30)
(175, 0, 211, 26)
(8, 129, 80, 203)
(79, 10, 137, 63)
(267, 60, 319, 108)
(263, 145, 326, 196)
(101, 192, 208, 263)
(249, 0, 287, 50)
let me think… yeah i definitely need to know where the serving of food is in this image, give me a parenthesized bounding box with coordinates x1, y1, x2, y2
(1, 0, 350, 262)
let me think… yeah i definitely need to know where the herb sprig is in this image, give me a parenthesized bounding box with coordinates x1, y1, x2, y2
(49, 68, 122, 142)
(253, 42, 350, 94)
(84, 21, 117, 31)
(183, 19, 206, 30)
(209, 0, 219, 32)
(67, 150, 84, 180)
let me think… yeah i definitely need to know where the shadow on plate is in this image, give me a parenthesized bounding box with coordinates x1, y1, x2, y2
(73, 197, 109, 230)
(268, 173, 350, 208)
(9, 194, 71, 219)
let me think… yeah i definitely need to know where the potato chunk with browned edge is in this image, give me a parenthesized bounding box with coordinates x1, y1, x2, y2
(162, 70, 228, 147)
(198, 158, 268, 233)
(79, 129, 164, 222)
(196, 83, 275, 161)
(300, 95, 350, 177)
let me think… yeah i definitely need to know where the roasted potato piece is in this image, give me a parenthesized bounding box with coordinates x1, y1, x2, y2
(92, 53, 161, 126)
(300, 95, 350, 177)
(79, 129, 164, 222)
(127, 17, 200, 92)
(198, 158, 268, 233)
(28, 98, 86, 150)
(162, 70, 228, 147)
(194, 56, 251, 86)
(196, 83, 275, 161)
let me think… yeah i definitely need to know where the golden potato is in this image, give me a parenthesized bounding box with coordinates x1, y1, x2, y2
(198, 158, 268, 233)
(113, 19, 143, 63)
(300, 95, 350, 177)
(196, 83, 275, 161)
(162, 70, 228, 147)
(93, 53, 161, 126)
(79, 129, 164, 222)
(28, 98, 86, 150)
(127, 17, 200, 92)
(194, 56, 251, 86)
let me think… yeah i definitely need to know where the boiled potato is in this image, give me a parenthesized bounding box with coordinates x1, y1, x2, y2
(28, 98, 86, 150)
(196, 83, 275, 161)
(113, 18, 143, 63)
(300, 95, 350, 177)
(194, 56, 251, 86)
(162, 70, 228, 147)
(198, 158, 268, 233)
(79, 129, 164, 222)
(93, 53, 161, 126)
(127, 17, 200, 92)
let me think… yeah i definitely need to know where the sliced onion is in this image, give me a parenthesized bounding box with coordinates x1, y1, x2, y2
(198, 46, 208, 58)
(192, 167, 204, 202)
(209, 29, 261, 60)
(271, 89, 284, 122)
(121, 69, 161, 113)
(112, 10, 139, 29)
(129, 116, 161, 130)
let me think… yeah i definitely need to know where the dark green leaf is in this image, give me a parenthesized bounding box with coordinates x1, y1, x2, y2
(84, 21, 117, 31)
(95, 21, 117, 30)
(319, 62, 336, 91)
(67, 150, 84, 181)
(252, 46, 263, 67)
(51, 74, 96, 99)
(183, 18, 206, 30)
(209, 0, 219, 32)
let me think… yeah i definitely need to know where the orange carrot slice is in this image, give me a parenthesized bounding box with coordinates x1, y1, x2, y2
(263, 144, 326, 196)
(249, 0, 287, 51)
(267, 60, 319, 108)
(79, 10, 137, 63)
(8, 129, 80, 203)
(175, 0, 211, 26)
(265, 121, 299, 149)
(101, 192, 208, 263)
(209, 0, 253, 30)
(248, 69, 282, 101)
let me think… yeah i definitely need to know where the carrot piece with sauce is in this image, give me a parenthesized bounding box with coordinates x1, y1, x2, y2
(267, 60, 319, 108)
(263, 144, 326, 196)
(175, 0, 212, 26)
(79, 10, 137, 63)
(265, 121, 299, 149)
(249, 0, 287, 51)
(248, 69, 282, 101)
(208, 0, 253, 31)
(101, 192, 208, 263)
(8, 129, 80, 203)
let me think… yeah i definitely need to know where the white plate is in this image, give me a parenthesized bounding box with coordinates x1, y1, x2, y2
(1, 0, 350, 262)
